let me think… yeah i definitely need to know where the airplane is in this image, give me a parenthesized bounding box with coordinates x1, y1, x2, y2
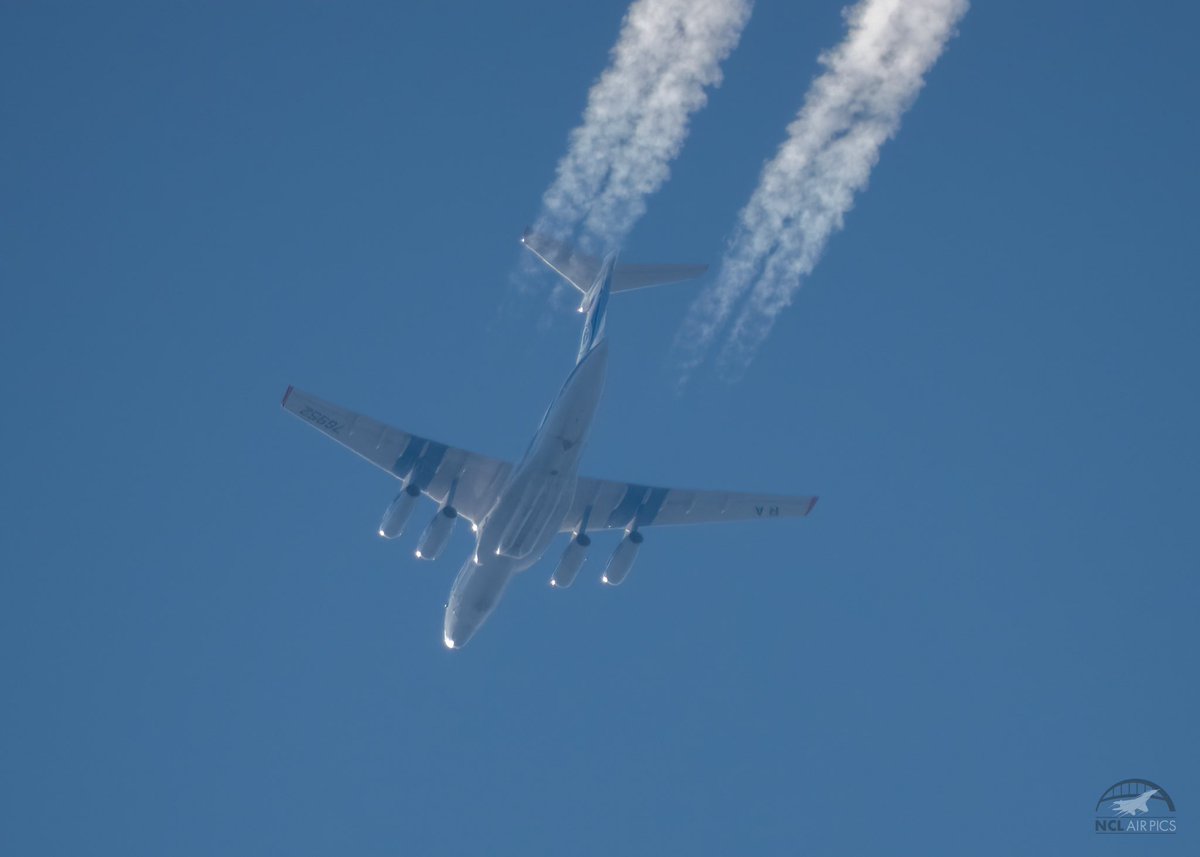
(281, 231, 818, 649)
(1112, 790, 1159, 817)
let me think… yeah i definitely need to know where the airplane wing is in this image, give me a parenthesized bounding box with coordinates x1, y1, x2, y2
(281, 386, 510, 525)
(282, 386, 814, 532)
(562, 477, 817, 532)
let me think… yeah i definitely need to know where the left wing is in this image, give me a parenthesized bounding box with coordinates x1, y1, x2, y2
(281, 386, 510, 525)
(562, 476, 817, 533)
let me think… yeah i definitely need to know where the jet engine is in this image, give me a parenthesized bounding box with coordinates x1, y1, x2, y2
(601, 530, 643, 586)
(415, 504, 458, 560)
(379, 483, 422, 539)
(550, 533, 591, 589)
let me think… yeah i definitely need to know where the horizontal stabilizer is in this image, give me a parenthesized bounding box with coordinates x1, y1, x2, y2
(521, 230, 706, 293)
(612, 263, 708, 292)
(520, 231, 597, 291)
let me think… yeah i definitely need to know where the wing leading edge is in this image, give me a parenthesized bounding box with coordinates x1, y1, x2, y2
(281, 386, 510, 525)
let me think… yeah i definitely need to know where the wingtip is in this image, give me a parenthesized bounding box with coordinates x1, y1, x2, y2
(807, 496, 819, 514)
(281, 385, 294, 407)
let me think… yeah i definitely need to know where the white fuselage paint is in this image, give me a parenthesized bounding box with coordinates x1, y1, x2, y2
(443, 338, 609, 648)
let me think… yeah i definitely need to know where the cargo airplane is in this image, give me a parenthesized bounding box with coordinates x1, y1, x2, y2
(282, 232, 817, 648)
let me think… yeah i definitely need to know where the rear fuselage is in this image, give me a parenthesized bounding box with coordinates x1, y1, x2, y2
(443, 339, 608, 648)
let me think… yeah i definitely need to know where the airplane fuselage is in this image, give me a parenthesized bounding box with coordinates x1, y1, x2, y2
(443, 338, 609, 648)
(281, 234, 812, 651)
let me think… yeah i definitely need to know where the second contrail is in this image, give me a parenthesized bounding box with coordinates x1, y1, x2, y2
(679, 0, 969, 380)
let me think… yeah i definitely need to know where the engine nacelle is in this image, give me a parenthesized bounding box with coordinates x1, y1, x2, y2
(415, 505, 458, 560)
(550, 533, 591, 589)
(601, 530, 643, 586)
(379, 483, 422, 539)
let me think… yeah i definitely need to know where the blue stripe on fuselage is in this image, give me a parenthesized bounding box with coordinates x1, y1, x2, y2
(578, 253, 616, 363)
(530, 341, 601, 442)
(586, 276, 609, 346)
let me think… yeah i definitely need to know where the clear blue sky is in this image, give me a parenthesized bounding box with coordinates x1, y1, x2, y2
(2, 2, 1196, 854)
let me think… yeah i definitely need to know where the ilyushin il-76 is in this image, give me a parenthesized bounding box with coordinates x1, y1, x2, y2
(282, 232, 817, 648)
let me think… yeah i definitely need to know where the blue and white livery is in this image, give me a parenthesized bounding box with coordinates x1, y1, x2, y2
(282, 232, 817, 648)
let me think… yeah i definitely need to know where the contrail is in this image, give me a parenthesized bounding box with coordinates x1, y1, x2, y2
(679, 0, 968, 380)
(535, 0, 753, 252)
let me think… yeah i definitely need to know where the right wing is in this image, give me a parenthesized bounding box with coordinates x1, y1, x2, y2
(281, 386, 510, 525)
(562, 476, 817, 532)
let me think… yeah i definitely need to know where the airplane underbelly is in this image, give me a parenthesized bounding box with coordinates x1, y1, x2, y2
(481, 469, 577, 565)
(477, 341, 602, 567)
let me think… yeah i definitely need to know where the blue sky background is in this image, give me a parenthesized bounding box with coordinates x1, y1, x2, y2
(3, 1, 1197, 854)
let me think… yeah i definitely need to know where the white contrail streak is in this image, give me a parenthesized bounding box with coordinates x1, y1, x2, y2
(536, 0, 753, 252)
(679, 0, 968, 379)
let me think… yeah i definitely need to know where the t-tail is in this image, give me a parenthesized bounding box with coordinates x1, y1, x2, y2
(578, 251, 616, 361)
(520, 229, 708, 364)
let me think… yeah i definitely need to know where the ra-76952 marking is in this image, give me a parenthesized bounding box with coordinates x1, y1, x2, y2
(299, 405, 341, 434)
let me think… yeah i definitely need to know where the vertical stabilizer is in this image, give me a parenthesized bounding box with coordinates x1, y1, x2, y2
(578, 251, 617, 363)
(518, 231, 703, 365)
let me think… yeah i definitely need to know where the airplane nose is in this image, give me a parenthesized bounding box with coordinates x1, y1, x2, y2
(443, 615, 472, 650)
(443, 620, 461, 649)
(444, 627, 474, 650)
